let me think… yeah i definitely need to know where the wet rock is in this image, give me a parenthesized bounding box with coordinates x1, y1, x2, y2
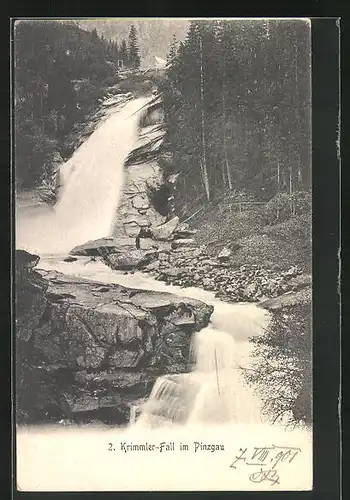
(16, 251, 48, 342)
(158, 250, 170, 263)
(284, 265, 302, 277)
(16, 250, 214, 425)
(63, 256, 78, 262)
(103, 249, 158, 270)
(144, 260, 160, 272)
(202, 278, 215, 290)
(70, 237, 135, 256)
(287, 273, 312, 290)
(151, 216, 179, 241)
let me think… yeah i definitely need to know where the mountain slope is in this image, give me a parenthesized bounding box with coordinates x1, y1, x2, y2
(77, 19, 189, 67)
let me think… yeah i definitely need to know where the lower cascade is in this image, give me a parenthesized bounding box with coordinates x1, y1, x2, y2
(131, 325, 262, 428)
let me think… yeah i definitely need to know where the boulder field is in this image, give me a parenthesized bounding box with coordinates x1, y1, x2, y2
(69, 226, 312, 305)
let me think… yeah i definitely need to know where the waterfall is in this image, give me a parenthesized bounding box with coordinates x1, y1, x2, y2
(15, 93, 267, 430)
(132, 321, 264, 428)
(16, 97, 150, 255)
(189, 326, 238, 372)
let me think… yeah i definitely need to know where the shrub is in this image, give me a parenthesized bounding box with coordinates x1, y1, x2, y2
(263, 190, 312, 225)
(244, 302, 312, 428)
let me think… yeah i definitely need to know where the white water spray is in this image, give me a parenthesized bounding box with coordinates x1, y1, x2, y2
(16, 98, 149, 255)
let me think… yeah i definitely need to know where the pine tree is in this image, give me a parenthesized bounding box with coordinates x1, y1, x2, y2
(160, 19, 311, 208)
(14, 20, 117, 189)
(128, 25, 141, 69)
(167, 34, 178, 66)
(119, 39, 129, 68)
(216, 20, 233, 191)
(199, 31, 210, 201)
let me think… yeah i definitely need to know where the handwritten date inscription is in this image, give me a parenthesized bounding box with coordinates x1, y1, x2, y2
(230, 445, 301, 486)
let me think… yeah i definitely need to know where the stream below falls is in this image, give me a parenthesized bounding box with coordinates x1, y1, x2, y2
(38, 255, 271, 427)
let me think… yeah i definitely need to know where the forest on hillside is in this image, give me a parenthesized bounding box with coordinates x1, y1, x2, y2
(77, 19, 189, 67)
(14, 20, 141, 190)
(160, 19, 311, 211)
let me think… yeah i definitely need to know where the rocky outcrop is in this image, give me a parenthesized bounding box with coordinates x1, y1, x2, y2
(70, 237, 170, 256)
(151, 216, 179, 241)
(112, 97, 174, 239)
(70, 237, 137, 256)
(113, 161, 167, 238)
(259, 287, 312, 311)
(16, 250, 213, 426)
(103, 249, 158, 270)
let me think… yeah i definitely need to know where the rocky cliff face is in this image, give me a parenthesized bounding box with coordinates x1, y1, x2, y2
(15, 250, 213, 425)
(112, 98, 173, 238)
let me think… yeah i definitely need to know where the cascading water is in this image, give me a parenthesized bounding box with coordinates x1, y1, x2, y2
(16, 97, 150, 255)
(16, 94, 269, 430)
(132, 323, 264, 428)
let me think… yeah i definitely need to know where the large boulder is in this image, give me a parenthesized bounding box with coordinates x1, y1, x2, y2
(70, 237, 136, 256)
(103, 249, 158, 270)
(259, 287, 312, 311)
(15, 250, 214, 425)
(151, 217, 179, 241)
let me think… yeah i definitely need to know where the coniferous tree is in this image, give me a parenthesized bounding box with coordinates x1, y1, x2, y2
(14, 20, 119, 189)
(161, 19, 311, 209)
(167, 34, 178, 64)
(128, 25, 141, 69)
(119, 38, 129, 68)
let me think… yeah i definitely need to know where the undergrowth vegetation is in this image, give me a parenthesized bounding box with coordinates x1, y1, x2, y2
(244, 302, 312, 428)
(191, 190, 312, 272)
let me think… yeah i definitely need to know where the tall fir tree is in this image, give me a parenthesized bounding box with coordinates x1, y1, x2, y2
(161, 19, 311, 208)
(14, 20, 119, 189)
(128, 25, 141, 69)
(119, 38, 129, 68)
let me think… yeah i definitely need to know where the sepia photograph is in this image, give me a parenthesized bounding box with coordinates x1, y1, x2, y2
(14, 17, 313, 491)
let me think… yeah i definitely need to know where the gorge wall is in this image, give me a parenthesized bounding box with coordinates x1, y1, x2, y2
(112, 97, 174, 238)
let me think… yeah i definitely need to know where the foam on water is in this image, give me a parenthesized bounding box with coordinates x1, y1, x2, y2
(16, 98, 150, 255)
